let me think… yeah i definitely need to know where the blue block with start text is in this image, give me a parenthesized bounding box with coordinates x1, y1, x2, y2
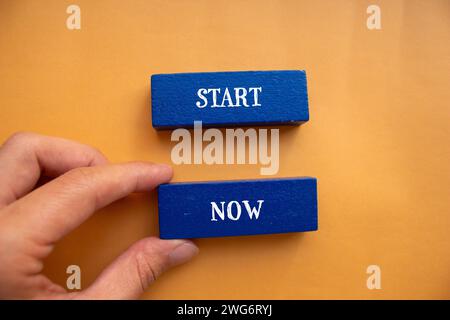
(151, 70, 309, 129)
(157, 177, 318, 239)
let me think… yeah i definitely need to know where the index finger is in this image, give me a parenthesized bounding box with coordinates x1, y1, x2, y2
(6, 162, 173, 246)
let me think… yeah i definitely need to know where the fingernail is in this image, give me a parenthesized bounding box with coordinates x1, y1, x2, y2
(155, 163, 172, 170)
(169, 241, 199, 266)
(154, 163, 173, 176)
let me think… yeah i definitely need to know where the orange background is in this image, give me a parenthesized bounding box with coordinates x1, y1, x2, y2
(0, 0, 449, 299)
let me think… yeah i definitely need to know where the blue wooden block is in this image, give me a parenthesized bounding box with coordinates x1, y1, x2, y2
(151, 70, 309, 129)
(157, 177, 318, 239)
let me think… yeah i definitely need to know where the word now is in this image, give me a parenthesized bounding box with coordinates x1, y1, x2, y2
(157, 177, 318, 239)
(196, 87, 262, 108)
(211, 200, 264, 221)
(151, 70, 309, 129)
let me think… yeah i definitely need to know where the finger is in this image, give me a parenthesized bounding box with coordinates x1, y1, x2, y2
(78, 237, 199, 299)
(8, 162, 173, 246)
(0, 132, 108, 207)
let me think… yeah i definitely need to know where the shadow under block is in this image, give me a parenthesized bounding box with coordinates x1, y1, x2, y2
(151, 70, 309, 129)
(158, 177, 318, 239)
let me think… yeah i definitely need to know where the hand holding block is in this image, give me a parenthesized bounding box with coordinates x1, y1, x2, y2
(157, 177, 318, 239)
(151, 70, 309, 129)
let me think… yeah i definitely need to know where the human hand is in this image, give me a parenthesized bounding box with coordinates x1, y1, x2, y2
(0, 132, 198, 299)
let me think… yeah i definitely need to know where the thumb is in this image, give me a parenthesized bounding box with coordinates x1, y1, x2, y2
(77, 237, 198, 299)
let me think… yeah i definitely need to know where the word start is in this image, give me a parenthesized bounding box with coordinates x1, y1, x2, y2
(196, 87, 262, 108)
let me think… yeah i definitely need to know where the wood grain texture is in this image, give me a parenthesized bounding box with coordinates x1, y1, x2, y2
(158, 177, 318, 239)
(151, 70, 309, 129)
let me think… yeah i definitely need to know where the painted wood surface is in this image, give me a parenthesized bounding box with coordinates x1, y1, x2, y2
(158, 177, 318, 239)
(151, 70, 309, 129)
